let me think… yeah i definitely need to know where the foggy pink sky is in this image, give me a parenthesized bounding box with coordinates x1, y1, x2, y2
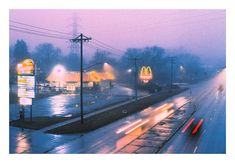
(10, 9, 225, 61)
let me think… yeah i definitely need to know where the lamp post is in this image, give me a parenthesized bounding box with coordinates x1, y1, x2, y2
(127, 68, 132, 89)
(179, 65, 185, 82)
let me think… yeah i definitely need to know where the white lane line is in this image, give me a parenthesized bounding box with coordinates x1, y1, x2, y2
(193, 146, 198, 153)
(203, 129, 206, 135)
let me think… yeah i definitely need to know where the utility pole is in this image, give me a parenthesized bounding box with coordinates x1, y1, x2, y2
(70, 33, 92, 124)
(128, 57, 141, 100)
(168, 56, 176, 89)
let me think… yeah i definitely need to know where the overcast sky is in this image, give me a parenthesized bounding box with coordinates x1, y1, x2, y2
(10, 9, 225, 62)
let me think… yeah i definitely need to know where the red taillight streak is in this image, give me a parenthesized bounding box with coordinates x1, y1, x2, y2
(182, 118, 195, 133)
(192, 119, 204, 135)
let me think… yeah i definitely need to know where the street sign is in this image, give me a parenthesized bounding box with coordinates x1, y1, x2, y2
(19, 97, 32, 105)
(16, 58, 35, 122)
(17, 76, 35, 98)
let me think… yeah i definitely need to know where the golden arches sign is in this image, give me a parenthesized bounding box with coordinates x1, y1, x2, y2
(139, 66, 153, 83)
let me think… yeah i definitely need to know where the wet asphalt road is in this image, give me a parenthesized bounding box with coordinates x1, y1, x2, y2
(159, 69, 226, 153)
(10, 88, 189, 153)
(10, 70, 226, 153)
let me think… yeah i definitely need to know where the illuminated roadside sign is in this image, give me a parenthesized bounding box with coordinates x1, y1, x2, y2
(17, 76, 35, 98)
(17, 59, 35, 121)
(17, 59, 35, 75)
(19, 97, 32, 105)
(139, 66, 153, 83)
(17, 59, 35, 102)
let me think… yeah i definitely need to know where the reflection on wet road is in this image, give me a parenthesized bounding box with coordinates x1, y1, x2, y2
(10, 91, 189, 153)
(160, 69, 226, 153)
(10, 85, 147, 120)
(10, 69, 226, 154)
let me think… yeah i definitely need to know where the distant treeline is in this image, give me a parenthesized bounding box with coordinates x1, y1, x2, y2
(9, 39, 215, 86)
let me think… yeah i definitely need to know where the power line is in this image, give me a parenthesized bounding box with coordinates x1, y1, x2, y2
(88, 42, 123, 56)
(103, 11, 225, 33)
(10, 19, 125, 54)
(10, 11, 224, 57)
(10, 25, 70, 39)
(10, 28, 69, 40)
(144, 14, 225, 32)
(90, 42, 123, 54)
(86, 42, 123, 57)
(92, 38, 125, 53)
(10, 20, 71, 36)
(10, 24, 125, 56)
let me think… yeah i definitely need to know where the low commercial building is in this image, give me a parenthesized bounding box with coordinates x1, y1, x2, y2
(46, 70, 115, 92)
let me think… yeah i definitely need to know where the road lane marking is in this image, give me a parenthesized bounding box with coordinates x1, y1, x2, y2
(193, 146, 198, 153)
(202, 129, 206, 135)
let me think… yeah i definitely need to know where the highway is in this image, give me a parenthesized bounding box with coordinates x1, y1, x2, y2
(10, 88, 189, 153)
(9, 69, 226, 154)
(160, 69, 226, 153)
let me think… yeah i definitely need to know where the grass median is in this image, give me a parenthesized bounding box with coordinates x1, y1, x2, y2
(10, 88, 187, 133)
(47, 88, 188, 134)
(10, 116, 72, 130)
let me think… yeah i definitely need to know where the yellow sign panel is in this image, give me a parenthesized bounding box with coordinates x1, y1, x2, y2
(17, 76, 35, 98)
(139, 66, 153, 83)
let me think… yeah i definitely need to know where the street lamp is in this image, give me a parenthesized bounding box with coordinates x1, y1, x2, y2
(127, 68, 132, 73)
(126, 68, 132, 86)
(179, 65, 185, 82)
(103, 62, 114, 73)
(179, 65, 184, 72)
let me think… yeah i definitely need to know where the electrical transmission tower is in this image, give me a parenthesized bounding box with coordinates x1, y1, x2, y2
(70, 14, 79, 54)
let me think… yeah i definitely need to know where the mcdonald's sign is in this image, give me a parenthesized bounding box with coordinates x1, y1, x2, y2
(139, 66, 153, 83)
